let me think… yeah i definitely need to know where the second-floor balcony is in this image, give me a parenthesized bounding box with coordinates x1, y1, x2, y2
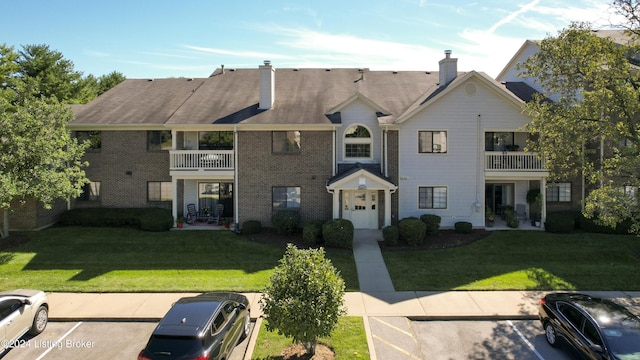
(485, 152, 546, 172)
(170, 150, 234, 171)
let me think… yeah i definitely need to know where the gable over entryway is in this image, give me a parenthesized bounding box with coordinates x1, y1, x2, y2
(326, 164, 397, 229)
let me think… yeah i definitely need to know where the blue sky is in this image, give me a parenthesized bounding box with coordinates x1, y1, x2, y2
(2, 0, 620, 79)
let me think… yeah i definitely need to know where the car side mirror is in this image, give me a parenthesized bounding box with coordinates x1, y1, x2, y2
(589, 344, 603, 353)
(22, 299, 32, 306)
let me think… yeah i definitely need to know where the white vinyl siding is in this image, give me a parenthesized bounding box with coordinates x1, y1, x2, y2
(336, 101, 381, 163)
(397, 79, 532, 228)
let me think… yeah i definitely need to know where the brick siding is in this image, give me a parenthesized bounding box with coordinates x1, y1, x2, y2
(237, 131, 333, 226)
(75, 130, 171, 209)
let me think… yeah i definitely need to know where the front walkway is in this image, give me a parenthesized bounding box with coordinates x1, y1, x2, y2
(352, 229, 395, 292)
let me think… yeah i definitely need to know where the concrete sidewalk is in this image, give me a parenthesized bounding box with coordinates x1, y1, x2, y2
(47, 290, 640, 322)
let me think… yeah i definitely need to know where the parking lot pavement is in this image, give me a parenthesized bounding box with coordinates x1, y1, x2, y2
(368, 317, 423, 360)
(0, 321, 254, 360)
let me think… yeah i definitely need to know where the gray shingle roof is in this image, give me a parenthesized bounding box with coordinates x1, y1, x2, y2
(72, 68, 444, 126)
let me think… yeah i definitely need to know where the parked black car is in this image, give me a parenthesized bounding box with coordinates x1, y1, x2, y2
(138, 292, 250, 360)
(538, 292, 640, 359)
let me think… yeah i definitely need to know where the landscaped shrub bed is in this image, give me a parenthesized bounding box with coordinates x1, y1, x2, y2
(454, 221, 473, 234)
(576, 213, 633, 234)
(271, 210, 301, 234)
(399, 217, 426, 246)
(322, 219, 354, 249)
(420, 214, 441, 235)
(59, 207, 173, 231)
(302, 220, 325, 246)
(241, 220, 262, 235)
(382, 225, 399, 246)
(545, 210, 577, 233)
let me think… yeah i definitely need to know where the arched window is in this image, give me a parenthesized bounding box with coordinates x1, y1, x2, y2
(344, 125, 372, 160)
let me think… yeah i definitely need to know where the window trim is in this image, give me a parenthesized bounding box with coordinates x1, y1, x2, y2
(418, 130, 448, 154)
(418, 186, 448, 210)
(147, 181, 172, 202)
(343, 124, 373, 161)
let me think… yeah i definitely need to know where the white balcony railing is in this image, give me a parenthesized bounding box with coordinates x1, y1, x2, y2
(485, 152, 545, 171)
(170, 150, 234, 171)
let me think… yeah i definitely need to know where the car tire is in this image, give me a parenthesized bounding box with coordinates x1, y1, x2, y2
(28, 306, 48, 335)
(239, 312, 250, 341)
(544, 322, 557, 347)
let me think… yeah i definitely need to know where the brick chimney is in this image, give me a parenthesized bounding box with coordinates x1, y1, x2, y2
(259, 60, 275, 110)
(439, 50, 457, 87)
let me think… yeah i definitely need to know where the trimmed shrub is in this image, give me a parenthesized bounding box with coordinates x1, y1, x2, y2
(139, 208, 174, 231)
(454, 221, 473, 234)
(59, 207, 172, 231)
(505, 210, 520, 228)
(271, 210, 301, 235)
(545, 211, 577, 233)
(576, 213, 633, 234)
(260, 245, 346, 355)
(420, 214, 441, 235)
(399, 217, 426, 246)
(322, 219, 354, 249)
(303, 220, 325, 246)
(382, 225, 399, 246)
(242, 220, 262, 235)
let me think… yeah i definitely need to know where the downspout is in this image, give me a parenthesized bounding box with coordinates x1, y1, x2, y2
(234, 126, 240, 232)
(383, 128, 388, 178)
(332, 128, 336, 176)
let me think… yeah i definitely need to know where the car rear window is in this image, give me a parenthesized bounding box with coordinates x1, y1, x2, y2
(146, 335, 202, 357)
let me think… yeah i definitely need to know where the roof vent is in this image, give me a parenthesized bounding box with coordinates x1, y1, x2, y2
(325, 68, 331, 71)
(147, 79, 154, 82)
(264, 60, 271, 66)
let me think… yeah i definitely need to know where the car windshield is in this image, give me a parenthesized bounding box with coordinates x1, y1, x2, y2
(603, 327, 640, 359)
(146, 335, 202, 358)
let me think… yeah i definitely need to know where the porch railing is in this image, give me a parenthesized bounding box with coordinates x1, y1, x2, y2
(170, 150, 235, 170)
(485, 152, 545, 171)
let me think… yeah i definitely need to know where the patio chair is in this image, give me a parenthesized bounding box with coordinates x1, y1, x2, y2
(209, 204, 224, 225)
(185, 203, 198, 224)
(515, 203, 527, 223)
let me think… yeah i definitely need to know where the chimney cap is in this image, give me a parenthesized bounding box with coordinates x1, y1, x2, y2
(444, 49, 452, 58)
(263, 60, 271, 66)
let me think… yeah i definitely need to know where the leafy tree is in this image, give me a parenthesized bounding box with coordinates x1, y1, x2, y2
(0, 44, 108, 238)
(520, 22, 640, 232)
(0, 97, 89, 238)
(260, 244, 346, 355)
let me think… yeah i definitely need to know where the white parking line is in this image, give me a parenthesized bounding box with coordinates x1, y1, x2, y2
(35, 322, 83, 360)
(507, 320, 545, 360)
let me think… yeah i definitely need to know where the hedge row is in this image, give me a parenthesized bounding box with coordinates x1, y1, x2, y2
(59, 207, 173, 231)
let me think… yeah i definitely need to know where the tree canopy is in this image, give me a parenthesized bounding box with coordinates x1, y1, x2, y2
(0, 43, 124, 237)
(520, 21, 640, 232)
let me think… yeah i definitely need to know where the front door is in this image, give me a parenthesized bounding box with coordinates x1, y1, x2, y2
(343, 191, 378, 229)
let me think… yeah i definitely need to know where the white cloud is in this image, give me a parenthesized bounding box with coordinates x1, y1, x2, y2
(183, 45, 292, 60)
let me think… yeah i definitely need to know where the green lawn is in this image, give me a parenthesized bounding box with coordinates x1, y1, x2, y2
(251, 316, 369, 359)
(0, 227, 359, 292)
(383, 230, 640, 291)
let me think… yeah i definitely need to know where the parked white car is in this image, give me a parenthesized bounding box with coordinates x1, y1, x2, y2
(0, 289, 49, 352)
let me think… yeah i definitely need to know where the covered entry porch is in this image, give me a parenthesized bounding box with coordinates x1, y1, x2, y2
(326, 167, 397, 229)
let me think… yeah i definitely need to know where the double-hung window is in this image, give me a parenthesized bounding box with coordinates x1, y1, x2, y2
(272, 186, 301, 210)
(272, 131, 301, 153)
(78, 181, 101, 202)
(418, 186, 447, 209)
(147, 130, 172, 151)
(546, 183, 571, 202)
(75, 131, 102, 151)
(148, 181, 172, 202)
(418, 131, 447, 153)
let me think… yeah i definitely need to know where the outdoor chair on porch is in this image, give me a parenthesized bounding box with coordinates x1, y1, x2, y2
(185, 203, 198, 224)
(209, 204, 224, 225)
